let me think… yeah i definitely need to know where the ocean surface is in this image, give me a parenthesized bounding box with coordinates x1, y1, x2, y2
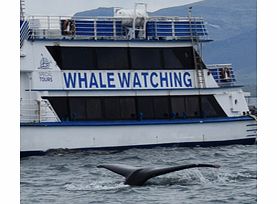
(21, 145, 257, 204)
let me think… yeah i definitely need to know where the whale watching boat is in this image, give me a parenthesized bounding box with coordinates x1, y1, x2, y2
(20, 2, 257, 156)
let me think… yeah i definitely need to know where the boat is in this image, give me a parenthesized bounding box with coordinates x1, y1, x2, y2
(20, 2, 257, 157)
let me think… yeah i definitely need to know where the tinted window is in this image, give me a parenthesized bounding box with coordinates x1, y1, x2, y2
(162, 48, 184, 69)
(86, 98, 103, 120)
(69, 97, 86, 120)
(44, 95, 224, 121)
(96, 47, 129, 69)
(120, 97, 136, 119)
(129, 48, 163, 69)
(45, 97, 69, 121)
(103, 98, 121, 120)
(185, 96, 200, 118)
(137, 97, 154, 119)
(47, 46, 205, 70)
(171, 96, 186, 118)
(153, 97, 170, 119)
(200, 95, 225, 117)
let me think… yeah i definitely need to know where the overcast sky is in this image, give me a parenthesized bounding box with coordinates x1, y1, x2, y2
(25, 0, 202, 16)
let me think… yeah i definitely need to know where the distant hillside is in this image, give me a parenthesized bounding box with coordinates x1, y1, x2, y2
(74, 0, 257, 95)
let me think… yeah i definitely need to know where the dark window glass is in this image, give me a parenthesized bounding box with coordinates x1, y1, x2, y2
(137, 97, 154, 119)
(120, 97, 136, 120)
(185, 96, 200, 118)
(45, 95, 224, 122)
(69, 97, 87, 120)
(130, 48, 162, 69)
(103, 98, 121, 120)
(170, 96, 186, 118)
(96, 47, 129, 69)
(47, 46, 206, 70)
(200, 95, 226, 117)
(162, 48, 184, 69)
(61, 47, 97, 70)
(153, 97, 170, 119)
(44, 97, 69, 121)
(86, 98, 103, 120)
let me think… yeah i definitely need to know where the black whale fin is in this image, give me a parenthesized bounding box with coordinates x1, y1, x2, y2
(97, 164, 220, 186)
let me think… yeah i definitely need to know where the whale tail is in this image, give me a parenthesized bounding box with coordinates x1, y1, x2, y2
(97, 163, 220, 186)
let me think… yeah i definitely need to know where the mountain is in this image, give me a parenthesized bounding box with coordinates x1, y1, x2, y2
(74, 0, 257, 95)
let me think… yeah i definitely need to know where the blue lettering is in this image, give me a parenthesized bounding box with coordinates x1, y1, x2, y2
(150, 72, 158, 88)
(118, 72, 131, 88)
(160, 72, 168, 87)
(173, 72, 182, 87)
(133, 73, 142, 88)
(107, 72, 116, 88)
(99, 73, 107, 88)
(78, 72, 88, 88)
(169, 72, 173, 87)
(183, 72, 192, 87)
(141, 72, 149, 87)
(89, 73, 98, 88)
(63, 72, 76, 88)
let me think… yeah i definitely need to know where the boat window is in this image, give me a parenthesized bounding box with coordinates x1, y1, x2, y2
(103, 98, 121, 120)
(170, 96, 186, 118)
(69, 97, 87, 121)
(96, 47, 129, 69)
(185, 96, 201, 118)
(47, 46, 205, 70)
(200, 95, 226, 117)
(129, 48, 163, 69)
(153, 96, 170, 119)
(86, 98, 103, 120)
(120, 97, 136, 120)
(136, 97, 154, 119)
(44, 95, 226, 122)
(45, 97, 70, 121)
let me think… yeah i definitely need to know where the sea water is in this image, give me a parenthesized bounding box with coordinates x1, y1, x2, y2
(21, 145, 256, 204)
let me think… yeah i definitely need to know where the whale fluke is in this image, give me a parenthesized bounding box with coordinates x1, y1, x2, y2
(97, 163, 220, 186)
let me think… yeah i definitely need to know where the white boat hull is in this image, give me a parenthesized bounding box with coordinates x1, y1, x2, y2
(20, 117, 257, 156)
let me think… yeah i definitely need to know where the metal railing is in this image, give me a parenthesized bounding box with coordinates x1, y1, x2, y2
(24, 15, 209, 41)
(20, 99, 60, 123)
(207, 64, 236, 87)
(20, 20, 29, 47)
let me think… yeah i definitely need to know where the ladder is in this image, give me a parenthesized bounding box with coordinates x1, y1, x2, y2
(188, 8, 206, 88)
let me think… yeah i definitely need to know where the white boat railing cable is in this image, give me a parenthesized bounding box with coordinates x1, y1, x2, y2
(24, 15, 209, 41)
(20, 99, 60, 123)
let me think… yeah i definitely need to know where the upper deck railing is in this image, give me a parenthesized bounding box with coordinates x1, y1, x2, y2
(21, 15, 209, 42)
(207, 64, 236, 87)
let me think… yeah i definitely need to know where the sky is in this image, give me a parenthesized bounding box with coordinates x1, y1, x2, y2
(24, 0, 202, 16)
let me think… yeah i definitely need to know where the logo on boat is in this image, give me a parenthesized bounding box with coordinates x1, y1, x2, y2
(38, 54, 52, 69)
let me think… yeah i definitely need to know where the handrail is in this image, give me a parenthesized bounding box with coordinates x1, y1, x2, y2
(207, 64, 236, 87)
(20, 20, 29, 47)
(23, 15, 209, 42)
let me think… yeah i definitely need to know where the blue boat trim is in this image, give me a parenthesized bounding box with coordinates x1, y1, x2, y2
(20, 137, 256, 157)
(21, 116, 255, 127)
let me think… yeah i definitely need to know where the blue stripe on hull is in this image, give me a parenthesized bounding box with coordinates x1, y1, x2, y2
(20, 138, 256, 158)
(21, 116, 255, 127)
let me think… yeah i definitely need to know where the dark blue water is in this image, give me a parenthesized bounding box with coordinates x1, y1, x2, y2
(21, 145, 256, 204)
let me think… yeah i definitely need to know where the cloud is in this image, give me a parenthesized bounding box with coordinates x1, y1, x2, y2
(25, 0, 202, 16)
